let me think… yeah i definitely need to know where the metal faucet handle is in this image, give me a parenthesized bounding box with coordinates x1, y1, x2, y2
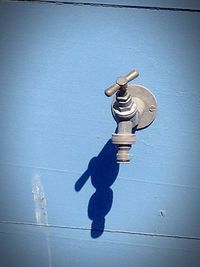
(104, 69, 139, 97)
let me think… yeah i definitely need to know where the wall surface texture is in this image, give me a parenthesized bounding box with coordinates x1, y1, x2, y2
(0, 1, 200, 266)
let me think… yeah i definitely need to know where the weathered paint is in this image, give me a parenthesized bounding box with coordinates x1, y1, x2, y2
(0, 1, 200, 266)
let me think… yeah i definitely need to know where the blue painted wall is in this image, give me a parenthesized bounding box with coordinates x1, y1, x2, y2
(0, 1, 200, 266)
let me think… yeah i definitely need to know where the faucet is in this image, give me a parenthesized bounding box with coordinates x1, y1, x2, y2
(104, 69, 157, 163)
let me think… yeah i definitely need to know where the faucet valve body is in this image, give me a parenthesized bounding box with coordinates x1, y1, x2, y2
(104, 69, 157, 163)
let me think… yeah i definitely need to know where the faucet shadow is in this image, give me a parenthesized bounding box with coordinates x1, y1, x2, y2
(75, 139, 119, 238)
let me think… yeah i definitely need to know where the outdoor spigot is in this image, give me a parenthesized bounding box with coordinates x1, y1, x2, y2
(104, 69, 157, 163)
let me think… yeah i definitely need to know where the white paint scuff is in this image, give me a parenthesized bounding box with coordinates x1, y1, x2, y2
(32, 174, 48, 225)
(32, 174, 52, 267)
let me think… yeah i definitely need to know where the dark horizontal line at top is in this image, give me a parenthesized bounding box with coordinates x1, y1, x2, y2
(6, 0, 200, 13)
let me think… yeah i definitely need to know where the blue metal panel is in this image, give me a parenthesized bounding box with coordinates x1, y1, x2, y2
(0, 1, 200, 266)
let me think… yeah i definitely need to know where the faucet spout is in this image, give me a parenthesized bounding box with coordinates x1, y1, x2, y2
(112, 121, 136, 163)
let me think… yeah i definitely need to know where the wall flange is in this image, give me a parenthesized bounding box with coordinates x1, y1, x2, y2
(127, 84, 157, 130)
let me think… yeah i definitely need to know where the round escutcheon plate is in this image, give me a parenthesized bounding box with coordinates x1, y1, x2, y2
(128, 85, 157, 130)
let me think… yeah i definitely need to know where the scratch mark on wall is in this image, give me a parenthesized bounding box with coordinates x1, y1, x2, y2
(159, 210, 167, 218)
(32, 175, 52, 267)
